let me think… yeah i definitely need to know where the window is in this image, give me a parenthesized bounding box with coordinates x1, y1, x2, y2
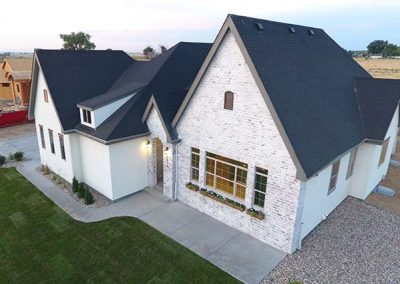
(328, 160, 340, 195)
(191, 148, 200, 181)
(379, 138, 390, 166)
(16, 83, 20, 93)
(205, 152, 247, 200)
(253, 167, 268, 208)
(39, 125, 45, 149)
(346, 148, 358, 179)
(224, 91, 234, 110)
(59, 134, 66, 160)
(43, 89, 49, 103)
(48, 129, 55, 154)
(1, 83, 10, 87)
(82, 109, 92, 124)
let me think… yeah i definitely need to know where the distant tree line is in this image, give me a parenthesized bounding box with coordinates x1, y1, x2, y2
(143, 45, 168, 59)
(367, 40, 400, 57)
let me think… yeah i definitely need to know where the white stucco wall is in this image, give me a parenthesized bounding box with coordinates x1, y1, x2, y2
(78, 135, 113, 199)
(33, 69, 75, 182)
(301, 152, 352, 239)
(109, 137, 149, 200)
(350, 106, 399, 200)
(301, 106, 399, 239)
(175, 30, 302, 253)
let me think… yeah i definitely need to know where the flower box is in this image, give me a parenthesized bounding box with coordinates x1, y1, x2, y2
(246, 208, 265, 220)
(224, 198, 246, 212)
(185, 182, 199, 192)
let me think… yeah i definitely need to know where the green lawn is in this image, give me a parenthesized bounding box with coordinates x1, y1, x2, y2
(0, 168, 240, 283)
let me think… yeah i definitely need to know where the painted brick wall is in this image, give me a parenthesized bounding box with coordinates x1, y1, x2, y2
(175, 30, 302, 253)
(146, 107, 174, 199)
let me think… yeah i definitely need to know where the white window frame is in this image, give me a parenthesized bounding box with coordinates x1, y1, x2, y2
(346, 148, 357, 179)
(205, 152, 248, 201)
(81, 108, 93, 126)
(190, 148, 200, 181)
(59, 133, 66, 161)
(39, 124, 46, 149)
(328, 160, 340, 195)
(253, 167, 268, 209)
(48, 129, 55, 154)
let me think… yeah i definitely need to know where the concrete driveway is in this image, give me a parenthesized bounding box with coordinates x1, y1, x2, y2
(0, 127, 286, 284)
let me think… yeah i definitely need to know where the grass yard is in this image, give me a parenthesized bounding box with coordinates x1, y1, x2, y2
(355, 58, 400, 79)
(0, 168, 240, 283)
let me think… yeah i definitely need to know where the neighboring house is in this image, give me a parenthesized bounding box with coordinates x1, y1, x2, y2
(28, 15, 400, 254)
(0, 68, 13, 103)
(369, 54, 383, 59)
(1, 57, 33, 105)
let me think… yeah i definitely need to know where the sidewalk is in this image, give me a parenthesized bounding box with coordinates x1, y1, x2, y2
(1, 134, 286, 284)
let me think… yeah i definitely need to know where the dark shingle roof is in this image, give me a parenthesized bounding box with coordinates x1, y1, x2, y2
(75, 42, 211, 142)
(354, 77, 400, 141)
(36, 49, 134, 130)
(230, 15, 372, 177)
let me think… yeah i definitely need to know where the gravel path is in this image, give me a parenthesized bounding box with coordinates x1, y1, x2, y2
(264, 197, 400, 284)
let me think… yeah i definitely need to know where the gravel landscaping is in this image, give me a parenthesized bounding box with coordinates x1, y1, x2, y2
(264, 197, 400, 284)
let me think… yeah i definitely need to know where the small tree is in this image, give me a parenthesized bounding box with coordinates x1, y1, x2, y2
(72, 177, 79, 193)
(59, 32, 96, 50)
(78, 183, 86, 199)
(382, 43, 400, 57)
(159, 44, 168, 54)
(143, 46, 156, 59)
(84, 189, 94, 205)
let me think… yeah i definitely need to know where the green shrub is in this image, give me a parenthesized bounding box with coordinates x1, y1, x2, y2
(43, 165, 50, 175)
(288, 279, 303, 284)
(84, 188, 94, 205)
(0, 155, 5, 167)
(72, 177, 79, 193)
(77, 183, 86, 199)
(13, 151, 24, 161)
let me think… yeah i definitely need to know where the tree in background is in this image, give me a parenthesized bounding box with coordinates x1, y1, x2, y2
(143, 46, 156, 59)
(159, 45, 168, 54)
(382, 43, 400, 57)
(367, 40, 388, 54)
(59, 32, 96, 50)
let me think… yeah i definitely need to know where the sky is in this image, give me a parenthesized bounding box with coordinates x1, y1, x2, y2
(1, 0, 400, 52)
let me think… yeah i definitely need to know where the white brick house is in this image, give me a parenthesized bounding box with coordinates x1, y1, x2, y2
(29, 14, 400, 253)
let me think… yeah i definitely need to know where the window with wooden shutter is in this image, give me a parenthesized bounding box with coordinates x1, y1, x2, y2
(224, 91, 234, 110)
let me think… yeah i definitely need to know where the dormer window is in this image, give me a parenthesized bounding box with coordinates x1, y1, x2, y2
(82, 109, 92, 124)
(43, 89, 49, 103)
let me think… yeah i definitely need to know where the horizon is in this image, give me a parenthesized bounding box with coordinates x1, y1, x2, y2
(1, 0, 399, 53)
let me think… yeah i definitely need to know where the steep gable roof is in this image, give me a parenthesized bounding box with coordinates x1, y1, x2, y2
(35, 49, 134, 131)
(354, 77, 400, 141)
(74, 42, 211, 143)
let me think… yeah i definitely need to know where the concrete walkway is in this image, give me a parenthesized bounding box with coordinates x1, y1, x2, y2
(1, 131, 286, 284)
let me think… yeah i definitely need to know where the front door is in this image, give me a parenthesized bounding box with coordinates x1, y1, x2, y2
(155, 139, 163, 185)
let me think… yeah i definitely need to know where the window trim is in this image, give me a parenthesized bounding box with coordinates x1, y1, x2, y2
(59, 133, 66, 160)
(81, 108, 92, 125)
(190, 148, 200, 181)
(346, 148, 358, 180)
(328, 160, 340, 195)
(205, 152, 248, 201)
(43, 89, 49, 103)
(253, 167, 268, 209)
(48, 129, 55, 154)
(39, 124, 46, 149)
(378, 138, 390, 166)
(224, 91, 234, 110)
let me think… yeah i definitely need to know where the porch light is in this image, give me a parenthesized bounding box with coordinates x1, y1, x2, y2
(145, 140, 151, 146)
(164, 146, 169, 151)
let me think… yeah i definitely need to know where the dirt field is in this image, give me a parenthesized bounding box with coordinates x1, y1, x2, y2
(355, 58, 400, 79)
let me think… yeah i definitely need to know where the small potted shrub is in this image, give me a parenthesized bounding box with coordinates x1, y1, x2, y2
(185, 182, 199, 192)
(246, 208, 265, 220)
(13, 151, 24, 161)
(0, 155, 5, 167)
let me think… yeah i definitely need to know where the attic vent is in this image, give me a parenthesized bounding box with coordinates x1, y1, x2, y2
(308, 29, 315, 36)
(288, 27, 296, 34)
(255, 23, 264, 31)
